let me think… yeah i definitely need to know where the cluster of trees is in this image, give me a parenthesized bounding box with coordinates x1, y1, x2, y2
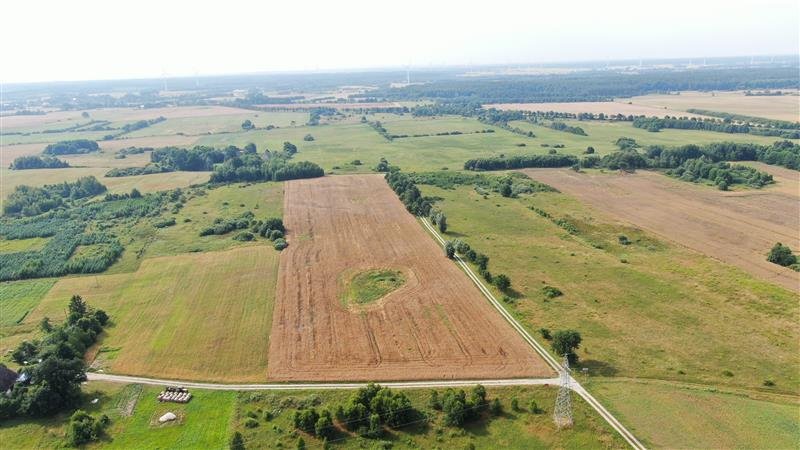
(464, 154, 578, 171)
(646, 140, 799, 170)
(767, 242, 799, 271)
(114, 146, 152, 159)
(0, 295, 108, 419)
(119, 116, 166, 134)
(0, 188, 177, 281)
(9, 155, 70, 170)
(66, 410, 110, 446)
(367, 120, 392, 141)
(374, 157, 397, 173)
(4, 176, 107, 216)
(410, 171, 555, 195)
(200, 211, 255, 236)
(42, 139, 99, 156)
(633, 116, 799, 138)
(385, 171, 433, 216)
(388, 129, 495, 139)
(307, 107, 338, 126)
(331, 384, 419, 439)
(667, 158, 773, 190)
(210, 154, 323, 183)
(548, 121, 587, 135)
(429, 385, 490, 427)
(446, 239, 503, 288)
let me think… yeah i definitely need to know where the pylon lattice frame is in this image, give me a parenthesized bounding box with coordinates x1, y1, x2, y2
(553, 354, 574, 429)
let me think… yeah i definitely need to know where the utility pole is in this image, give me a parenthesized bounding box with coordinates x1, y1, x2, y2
(553, 354, 574, 428)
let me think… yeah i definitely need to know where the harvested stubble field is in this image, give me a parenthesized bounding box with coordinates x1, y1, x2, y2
(523, 169, 800, 291)
(268, 174, 551, 381)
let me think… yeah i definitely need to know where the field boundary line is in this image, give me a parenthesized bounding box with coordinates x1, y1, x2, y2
(418, 217, 647, 450)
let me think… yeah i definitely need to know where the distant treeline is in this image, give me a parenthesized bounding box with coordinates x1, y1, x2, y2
(374, 67, 800, 103)
(10, 155, 70, 170)
(684, 109, 800, 130)
(633, 116, 800, 138)
(42, 139, 99, 156)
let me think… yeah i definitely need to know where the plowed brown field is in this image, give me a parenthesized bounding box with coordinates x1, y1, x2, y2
(268, 175, 551, 381)
(524, 169, 800, 292)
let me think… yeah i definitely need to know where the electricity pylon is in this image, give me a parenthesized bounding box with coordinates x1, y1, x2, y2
(553, 354, 574, 428)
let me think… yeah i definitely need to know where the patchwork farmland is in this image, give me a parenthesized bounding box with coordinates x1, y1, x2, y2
(268, 175, 552, 381)
(524, 168, 800, 291)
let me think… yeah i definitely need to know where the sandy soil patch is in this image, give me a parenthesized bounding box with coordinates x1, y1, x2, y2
(268, 174, 551, 381)
(524, 169, 799, 292)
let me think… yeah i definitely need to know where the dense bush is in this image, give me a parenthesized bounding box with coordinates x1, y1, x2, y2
(667, 158, 773, 190)
(385, 171, 433, 216)
(551, 329, 582, 364)
(767, 242, 798, 270)
(0, 296, 108, 419)
(42, 139, 99, 155)
(4, 176, 107, 216)
(548, 121, 586, 135)
(464, 154, 577, 171)
(333, 384, 418, 438)
(66, 410, 110, 446)
(10, 155, 70, 170)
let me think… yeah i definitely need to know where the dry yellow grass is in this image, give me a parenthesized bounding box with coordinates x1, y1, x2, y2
(26, 245, 279, 382)
(488, 101, 705, 118)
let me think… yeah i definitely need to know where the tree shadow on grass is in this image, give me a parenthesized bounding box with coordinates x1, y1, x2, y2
(578, 359, 618, 377)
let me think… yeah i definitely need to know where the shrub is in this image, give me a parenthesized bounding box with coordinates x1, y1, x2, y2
(233, 231, 255, 241)
(230, 431, 245, 450)
(529, 400, 543, 414)
(273, 238, 288, 251)
(493, 274, 511, 291)
(303, 134, 315, 141)
(618, 235, 631, 245)
(445, 241, 456, 259)
(245, 417, 259, 428)
(66, 410, 109, 446)
(539, 328, 552, 340)
(542, 285, 563, 298)
(489, 398, 502, 415)
(767, 242, 797, 267)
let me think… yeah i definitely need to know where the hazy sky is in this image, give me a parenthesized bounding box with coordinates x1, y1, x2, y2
(2, 0, 798, 83)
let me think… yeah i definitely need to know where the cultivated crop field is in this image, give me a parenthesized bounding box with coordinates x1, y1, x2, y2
(24, 245, 278, 382)
(268, 175, 551, 381)
(524, 168, 800, 291)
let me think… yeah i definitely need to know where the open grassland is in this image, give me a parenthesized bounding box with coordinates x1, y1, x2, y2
(124, 111, 308, 138)
(233, 385, 625, 449)
(0, 167, 210, 201)
(0, 236, 49, 253)
(0, 279, 56, 327)
(22, 245, 279, 382)
(587, 378, 800, 449)
(0, 382, 236, 449)
(0, 383, 624, 450)
(508, 119, 792, 156)
(629, 90, 800, 121)
(377, 114, 495, 136)
(525, 168, 799, 291)
(269, 175, 550, 381)
(489, 101, 706, 118)
(418, 183, 799, 392)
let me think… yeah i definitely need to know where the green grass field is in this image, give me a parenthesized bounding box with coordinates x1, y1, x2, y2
(586, 378, 800, 449)
(418, 182, 799, 393)
(341, 269, 406, 307)
(21, 245, 278, 382)
(508, 119, 788, 156)
(0, 279, 56, 327)
(0, 383, 626, 449)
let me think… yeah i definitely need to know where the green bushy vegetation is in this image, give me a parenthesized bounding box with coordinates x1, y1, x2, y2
(4, 176, 107, 217)
(1, 295, 108, 419)
(9, 155, 70, 170)
(42, 139, 99, 156)
(666, 159, 773, 190)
